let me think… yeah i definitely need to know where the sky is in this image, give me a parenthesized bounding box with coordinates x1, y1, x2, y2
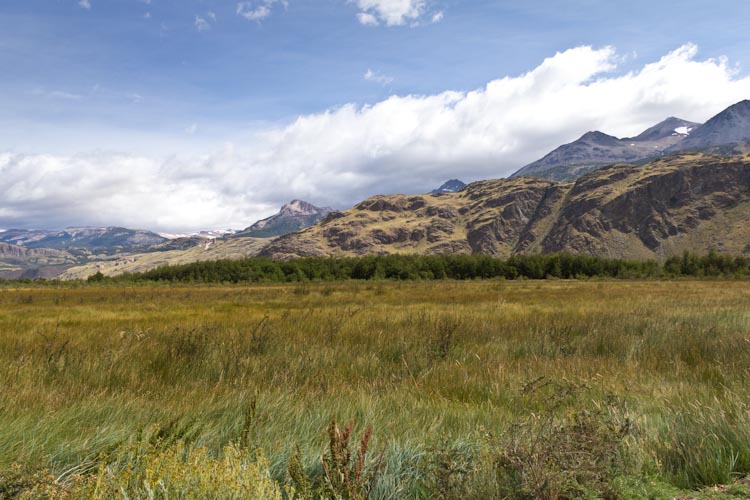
(2, 0, 750, 232)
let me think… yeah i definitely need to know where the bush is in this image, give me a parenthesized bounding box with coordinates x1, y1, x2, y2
(0, 462, 70, 500)
(72, 440, 287, 500)
(492, 379, 632, 500)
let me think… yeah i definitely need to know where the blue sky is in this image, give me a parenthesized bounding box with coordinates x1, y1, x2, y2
(2, 0, 750, 231)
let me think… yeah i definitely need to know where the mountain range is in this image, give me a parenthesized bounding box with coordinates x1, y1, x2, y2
(261, 153, 750, 260)
(3, 99, 750, 279)
(0, 227, 166, 250)
(511, 100, 750, 181)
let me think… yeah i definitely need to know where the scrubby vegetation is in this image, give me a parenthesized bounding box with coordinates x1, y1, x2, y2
(2, 280, 750, 498)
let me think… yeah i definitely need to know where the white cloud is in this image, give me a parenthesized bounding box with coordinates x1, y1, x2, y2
(32, 89, 84, 101)
(3, 44, 750, 232)
(49, 91, 83, 101)
(195, 15, 211, 31)
(355, 0, 441, 26)
(78, 0, 91, 9)
(364, 68, 394, 85)
(195, 11, 217, 31)
(185, 123, 198, 135)
(236, 0, 287, 22)
(356, 12, 379, 26)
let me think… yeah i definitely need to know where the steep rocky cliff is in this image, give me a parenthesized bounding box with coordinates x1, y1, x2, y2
(260, 153, 750, 260)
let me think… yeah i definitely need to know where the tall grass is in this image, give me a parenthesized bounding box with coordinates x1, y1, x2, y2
(1, 281, 750, 497)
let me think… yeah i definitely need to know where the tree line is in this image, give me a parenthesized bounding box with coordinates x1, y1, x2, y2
(76, 250, 750, 283)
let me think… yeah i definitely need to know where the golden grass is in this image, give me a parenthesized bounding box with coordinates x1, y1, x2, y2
(2, 280, 750, 498)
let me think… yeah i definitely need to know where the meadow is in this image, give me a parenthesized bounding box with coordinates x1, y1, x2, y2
(2, 280, 750, 499)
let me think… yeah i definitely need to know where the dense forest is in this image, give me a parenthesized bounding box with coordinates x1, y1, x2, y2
(68, 251, 750, 284)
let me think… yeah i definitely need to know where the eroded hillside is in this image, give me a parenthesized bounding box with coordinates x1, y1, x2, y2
(261, 154, 750, 260)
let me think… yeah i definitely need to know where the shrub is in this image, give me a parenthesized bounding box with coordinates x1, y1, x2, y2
(0, 462, 71, 500)
(492, 379, 631, 500)
(72, 440, 287, 500)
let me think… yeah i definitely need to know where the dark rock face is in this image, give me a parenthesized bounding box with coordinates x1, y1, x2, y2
(539, 157, 750, 257)
(465, 180, 552, 255)
(259, 154, 750, 260)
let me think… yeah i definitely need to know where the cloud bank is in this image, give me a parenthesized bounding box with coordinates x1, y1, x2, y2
(3, 44, 750, 232)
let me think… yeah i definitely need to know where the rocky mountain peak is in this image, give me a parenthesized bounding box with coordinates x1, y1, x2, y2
(630, 117, 699, 142)
(578, 131, 622, 146)
(668, 99, 750, 152)
(234, 200, 334, 238)
(279, 199, 321, 216)
(431, 179, 467, 194)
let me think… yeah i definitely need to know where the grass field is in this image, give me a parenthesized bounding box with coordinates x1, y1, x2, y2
(2, 280, 750, 499)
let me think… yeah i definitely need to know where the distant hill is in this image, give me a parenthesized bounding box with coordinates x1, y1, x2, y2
(431, 179, 467, 194)
(511, 117, 699, 181)
(59, 237, 270, 280)
(0, 242, 77, 279)
(233, 200, 333, 238)
(0, 227, 167, 251)
(260, 153, 750, 261)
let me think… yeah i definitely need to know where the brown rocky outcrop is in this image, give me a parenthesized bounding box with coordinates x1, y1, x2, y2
(259, 153, 750, 260)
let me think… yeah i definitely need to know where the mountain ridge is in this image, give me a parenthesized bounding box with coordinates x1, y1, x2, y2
(511, 117, 700, 181)
(667, 100, 750, 152)
(260, 153, 750, 261)
(0, 227, 167, 251)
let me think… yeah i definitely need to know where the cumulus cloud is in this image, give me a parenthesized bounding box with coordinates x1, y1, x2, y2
(364, 68, 394, 85)
(3, 44, 750, 232)
(236, 0, 287, 21)
(355, 0, 441, 26)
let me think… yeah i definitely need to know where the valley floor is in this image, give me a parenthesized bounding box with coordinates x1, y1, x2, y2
(1, 280, 750, 499)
